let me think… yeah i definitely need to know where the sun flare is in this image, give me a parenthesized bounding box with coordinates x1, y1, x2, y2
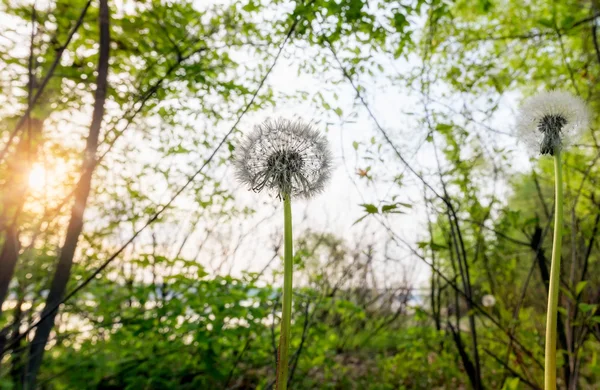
(28, 165, 47, 191)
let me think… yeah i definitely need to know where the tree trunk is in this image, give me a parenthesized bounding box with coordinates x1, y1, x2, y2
(24, 1, 110, 387)
(0, 118, 43, 318)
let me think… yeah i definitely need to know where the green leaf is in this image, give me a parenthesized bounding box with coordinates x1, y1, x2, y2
(538, 18, 554, 28)
(502, 377, 520, 390)
(359, 204, 378, 214)
(381, 202, 411, 214)
(435, 123, 453, 134)
(576, 281, 588, 296)
(430, 242, 446, 251)
(578, 303, 597, 313)
(381, 204, 398, 213)
(561, 16, 575, 29)
(478, 0, 493, 12)
(243, 0, 259, 11)
(392, 12, 408, 33)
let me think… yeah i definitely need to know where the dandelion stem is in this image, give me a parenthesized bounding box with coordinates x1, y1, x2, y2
(276, 194, 293, 390)
(545, 150, 563, 390)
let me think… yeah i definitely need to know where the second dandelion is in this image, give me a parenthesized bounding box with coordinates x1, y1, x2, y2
(235, 118, 332, 390)
(517, 90, 589, 390)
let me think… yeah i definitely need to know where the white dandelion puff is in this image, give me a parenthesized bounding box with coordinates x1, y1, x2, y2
(482, 294, 496, 308)
(516, 90, 590, 156)
(234, 118, 333, 199)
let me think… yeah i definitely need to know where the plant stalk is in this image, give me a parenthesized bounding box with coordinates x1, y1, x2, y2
(545, 150, 563, 390)
(276, 194, 293, 390)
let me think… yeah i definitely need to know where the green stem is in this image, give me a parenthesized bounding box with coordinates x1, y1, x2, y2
(276, 194, 293, 390)
(545, 150, 563, 390)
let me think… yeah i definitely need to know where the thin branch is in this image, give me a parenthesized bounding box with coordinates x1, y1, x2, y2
(287, 299, 312, 387)
(322, 35, 446, 203)
(554, 18, 580, 96)
(464, 14, 599, 43)
(533, 170, 551, 220)
(460, 218, 531, 247)
(484, 348, 541, 390)
(580, 206, 599, 283)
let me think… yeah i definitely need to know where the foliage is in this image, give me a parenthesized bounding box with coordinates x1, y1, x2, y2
(0, 0, 599, 389)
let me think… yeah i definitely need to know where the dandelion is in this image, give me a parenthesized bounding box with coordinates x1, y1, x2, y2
(516, 90, 589, 156)
(234, 117, 332, 390)
(235, 118, 332, 200)
(516, 90, 590, 390)
(481, 294, 496, 308)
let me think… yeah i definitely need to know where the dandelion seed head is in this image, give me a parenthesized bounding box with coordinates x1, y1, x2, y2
(234, 118, 333, 199)
(482, 294, 496, 308)
(516, 90, 590, 156)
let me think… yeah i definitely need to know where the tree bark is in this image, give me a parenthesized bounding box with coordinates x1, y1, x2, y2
(24, 1, 110, 387)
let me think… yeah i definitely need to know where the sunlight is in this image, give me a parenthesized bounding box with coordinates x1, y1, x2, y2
(23, 158, 73, 216)
(28, 164, 46, 191)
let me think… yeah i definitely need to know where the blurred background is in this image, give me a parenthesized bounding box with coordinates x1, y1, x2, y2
(0, 0, 599, 388)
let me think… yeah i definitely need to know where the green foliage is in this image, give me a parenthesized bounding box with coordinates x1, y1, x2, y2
(0, 0, 599, 388)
